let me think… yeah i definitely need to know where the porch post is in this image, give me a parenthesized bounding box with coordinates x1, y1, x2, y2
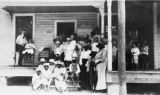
(118, 0, 127, 95)
(153, 2, 158, 69)
(99, 3, 105, 38)
(107, 0, 112, 71)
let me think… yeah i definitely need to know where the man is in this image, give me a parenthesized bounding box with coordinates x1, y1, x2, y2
(16, 29, 28, 66)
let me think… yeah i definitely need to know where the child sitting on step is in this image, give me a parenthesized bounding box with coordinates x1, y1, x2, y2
(32, 68, 44, 91)
(53, 63, 68, 93)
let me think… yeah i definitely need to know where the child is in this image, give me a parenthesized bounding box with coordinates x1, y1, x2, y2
(23, 39, 35, 55)
(131, 43, 140, 70)
(37, 58, 46, 71)
(53, 64, 68, 93)
(41, 63, 52, 91)
(49, 59, 56, 73)
(54, 56, 64, 66)
(22, 39, 35, 60)
(32, 68, 44, 91)
(68, 59, 80, 87)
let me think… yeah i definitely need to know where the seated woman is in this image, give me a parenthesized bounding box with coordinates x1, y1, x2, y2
(50, 40, 64, 61)
(22, 39, 35, 60)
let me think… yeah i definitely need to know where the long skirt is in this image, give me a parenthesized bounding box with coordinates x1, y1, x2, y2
(80, 59, 90, 89)
(96, 62, 107, 90)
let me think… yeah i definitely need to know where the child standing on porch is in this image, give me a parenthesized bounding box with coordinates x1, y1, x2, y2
(131, 43, 140, 70)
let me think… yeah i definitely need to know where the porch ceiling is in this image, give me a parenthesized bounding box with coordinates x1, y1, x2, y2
(3, 6, 99, 13)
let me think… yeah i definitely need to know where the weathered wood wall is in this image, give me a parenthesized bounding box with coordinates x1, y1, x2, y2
(34, 13, 97, 64)
(0, 9, 14, 66)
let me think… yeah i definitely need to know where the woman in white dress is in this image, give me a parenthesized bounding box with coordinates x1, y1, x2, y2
(131, 43, 140, 70)
(94, 43, 107, 91)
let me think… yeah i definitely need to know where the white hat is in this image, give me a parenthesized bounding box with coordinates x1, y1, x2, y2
(55, 40, 60, 44)
(49, 59, 55, 63)
(43, 63, 50, 66)
(36, 67, 41, 71)
(40, 58, 45, 62)
(55, 60, 64, 65)
(66, 38, 71, 41)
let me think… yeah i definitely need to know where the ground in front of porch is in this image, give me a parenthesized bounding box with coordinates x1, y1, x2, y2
(0, 85, 159, 95)
(5, 77, 160, 95)
(0, 86, 106, 95)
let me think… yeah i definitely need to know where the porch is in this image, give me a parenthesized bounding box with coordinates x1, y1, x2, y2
(1, 66, 160, 84)
(0, 67, 160, 95)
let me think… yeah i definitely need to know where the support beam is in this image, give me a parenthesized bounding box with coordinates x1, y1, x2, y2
(99, 3, 105, 38)
(107, 0, 113, 71)
(153, 2, 158, 69)
(118, 0, 127, 95)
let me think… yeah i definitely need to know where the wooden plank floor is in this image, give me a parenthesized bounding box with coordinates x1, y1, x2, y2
(107, 71, 160, 83)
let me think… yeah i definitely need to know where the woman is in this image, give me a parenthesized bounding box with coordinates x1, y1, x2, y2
(64, 38, 75, 70)
(94, 43, 107, 91)
(88, 37, 99, 91)
(79, 45, 91, 90)
(131, 43, 140, 70)
(91, 37, 99, 57)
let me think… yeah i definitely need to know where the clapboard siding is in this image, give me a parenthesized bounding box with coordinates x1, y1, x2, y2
(34, 13, 97, 64)
(0, 9, 14, 66)
(36, 14, 97, 20)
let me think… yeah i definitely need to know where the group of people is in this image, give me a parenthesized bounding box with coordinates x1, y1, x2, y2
(16, 29, 35, 66)
(127, 41, 149, 70)
(32, 34, 108, 93)
(32, 58, 68, 93)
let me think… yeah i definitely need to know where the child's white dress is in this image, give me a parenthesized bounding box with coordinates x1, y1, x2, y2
(32, 73, 44, 90)
(131, 47, 140, 64)
(23, 43, 35, 54)
(41, 69, 52, 86)
(53, 67, 67, 92)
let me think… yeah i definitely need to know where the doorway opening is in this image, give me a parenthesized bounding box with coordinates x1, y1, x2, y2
(55, 20, 77, 38)
(14, 14, 34, 66)
(16, 16, 33, 41)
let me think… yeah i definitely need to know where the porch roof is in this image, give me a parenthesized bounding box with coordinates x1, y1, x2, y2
(3, 6, 99, 13)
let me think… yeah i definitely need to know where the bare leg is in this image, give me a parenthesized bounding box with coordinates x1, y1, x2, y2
(15, 52, 19, 66)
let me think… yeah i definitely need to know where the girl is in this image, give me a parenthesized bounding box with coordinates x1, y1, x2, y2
(53, 64, 68, 93)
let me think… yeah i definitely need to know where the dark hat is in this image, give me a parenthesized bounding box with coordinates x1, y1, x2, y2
(96, 43, 105, 49)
